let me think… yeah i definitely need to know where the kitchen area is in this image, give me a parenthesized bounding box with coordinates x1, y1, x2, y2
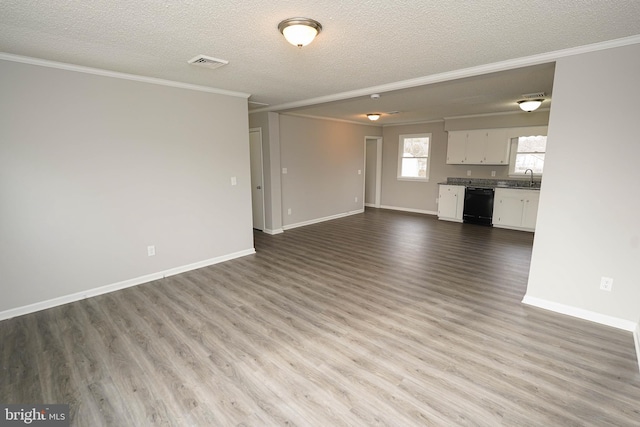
(437, 126, 546, 232)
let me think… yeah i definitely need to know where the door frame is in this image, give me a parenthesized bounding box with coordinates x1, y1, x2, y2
(249, 128, 266, 231)
(364, 136, 383, 208)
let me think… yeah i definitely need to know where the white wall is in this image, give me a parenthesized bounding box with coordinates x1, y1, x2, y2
(278, 115, 381, 227)
(525, 43, 640, 329)
(0, 59, 254, 316)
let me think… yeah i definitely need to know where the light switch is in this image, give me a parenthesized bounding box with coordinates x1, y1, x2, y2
(282, 168, 288, 174)
(230, 176, 237, 186)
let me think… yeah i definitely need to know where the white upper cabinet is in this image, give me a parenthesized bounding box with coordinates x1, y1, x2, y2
(446, 132, 468, 164)
(446, 128, 512, 165)
(484, 129, 510, 164)
(465, 130, 487, 163)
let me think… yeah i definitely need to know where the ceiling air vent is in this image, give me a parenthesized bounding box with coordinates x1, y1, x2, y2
(187, 55, 229, 70)
(521, 92, 546, 99)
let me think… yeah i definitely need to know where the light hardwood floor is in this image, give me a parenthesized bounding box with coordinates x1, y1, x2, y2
(2, 208, 639, 426)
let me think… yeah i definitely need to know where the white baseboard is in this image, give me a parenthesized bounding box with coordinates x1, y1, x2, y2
(522, 295, 638, 331)
(283, 209, 364, 231)
(364, 203, 379, 208)
(0, 248, 256, 322)
(263, 228, 284, 235)
(379, 205, 438, 216)
(634, 324, 640, 373)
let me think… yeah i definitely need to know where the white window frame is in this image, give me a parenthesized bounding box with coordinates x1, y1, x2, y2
(508, 135, 547, 177)
(397, 133, 431, 182)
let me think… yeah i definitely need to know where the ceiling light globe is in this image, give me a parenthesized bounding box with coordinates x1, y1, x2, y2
(367, 114, 381, 121)
(518, 99, 543, 112)
(278, 18, 322, 47)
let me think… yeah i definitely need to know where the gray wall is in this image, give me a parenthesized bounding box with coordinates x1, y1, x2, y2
(525, 43, 640, 325)
(0, 60, 254, 314)
(278, 115, 381, 227)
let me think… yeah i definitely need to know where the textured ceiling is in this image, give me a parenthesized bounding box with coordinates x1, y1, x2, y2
(2, 1, 640, 124)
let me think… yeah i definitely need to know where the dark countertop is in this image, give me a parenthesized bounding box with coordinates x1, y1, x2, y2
(439, 178, 541, 190)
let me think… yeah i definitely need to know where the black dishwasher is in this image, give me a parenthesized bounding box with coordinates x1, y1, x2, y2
(463, 187, 495, 226)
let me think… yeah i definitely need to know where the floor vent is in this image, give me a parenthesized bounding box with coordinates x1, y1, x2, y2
(188, 55, 229, 70)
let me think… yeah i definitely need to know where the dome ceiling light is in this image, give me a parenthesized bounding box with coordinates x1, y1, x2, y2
(367, 113, 381, 121)
(518, 92, 546, 112)
(278, 18, 322, 47)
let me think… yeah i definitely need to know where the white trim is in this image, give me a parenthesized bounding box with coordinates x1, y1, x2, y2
(443, 108, 550, 121)
(283, 209, 364, 231)
(380, 205, 438, 216)
(634, 324, 640, 373)
(0, 248, 256, 322)
(0, 52, 250, 99)
(270, 112, 382, 127)
(398, 133, 432, 181)
(522, 295, 638, 331)
(252, 35, 640, 114)
(249, 128, 266, 231)
(365, 203, 377, 208)
(263, 228, 284, 235)
(382, 119, 445, 127)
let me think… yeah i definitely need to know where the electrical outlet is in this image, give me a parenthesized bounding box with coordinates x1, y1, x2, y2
(491, 171, 496, 177)
(355, 197, 358, 202)
(282, 168, 288, 174)
(358, 170, 362, 175)
(600, 276, 613, 291)
(467, 170, 472, 176)
(147, 245, 156, 257)
(230, 176, 237, 186)
(287, 208, 292, 215)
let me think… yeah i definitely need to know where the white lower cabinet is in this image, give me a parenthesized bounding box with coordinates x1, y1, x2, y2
(438, 185, 465, 222)
(492, 188, 540, 231)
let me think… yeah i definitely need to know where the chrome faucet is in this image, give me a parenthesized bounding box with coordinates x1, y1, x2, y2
(525, 168, 534, 187)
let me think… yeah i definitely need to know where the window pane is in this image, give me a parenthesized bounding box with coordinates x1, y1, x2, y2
(517, 135, 547, 153)
(514, 153, 545, 174)
(401, 158, 427, 178)
(403, 138, 429, 157)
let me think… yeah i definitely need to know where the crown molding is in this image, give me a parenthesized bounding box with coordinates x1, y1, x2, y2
(443, 108, 550, 121)
(253, 34, 640, 114)
(0, 52, 250, 99)
(278, 112, 383, 127)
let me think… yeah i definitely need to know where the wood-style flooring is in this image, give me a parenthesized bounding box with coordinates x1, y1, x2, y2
(1, 208, 639, 426)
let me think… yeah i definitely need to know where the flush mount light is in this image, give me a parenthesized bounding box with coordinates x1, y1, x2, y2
(278, 18, 322, 47)
(518, 99, 544, 112)
(367, 113, 381, 121)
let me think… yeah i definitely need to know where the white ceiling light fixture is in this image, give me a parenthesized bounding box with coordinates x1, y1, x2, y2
(518, 92, 545, 112)
(278, 18, 322, 47)
(367, 113, 381, 121)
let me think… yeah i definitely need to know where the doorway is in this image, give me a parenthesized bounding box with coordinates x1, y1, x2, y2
(249, 128, 265, 231)
(365, 137, 382, 208)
